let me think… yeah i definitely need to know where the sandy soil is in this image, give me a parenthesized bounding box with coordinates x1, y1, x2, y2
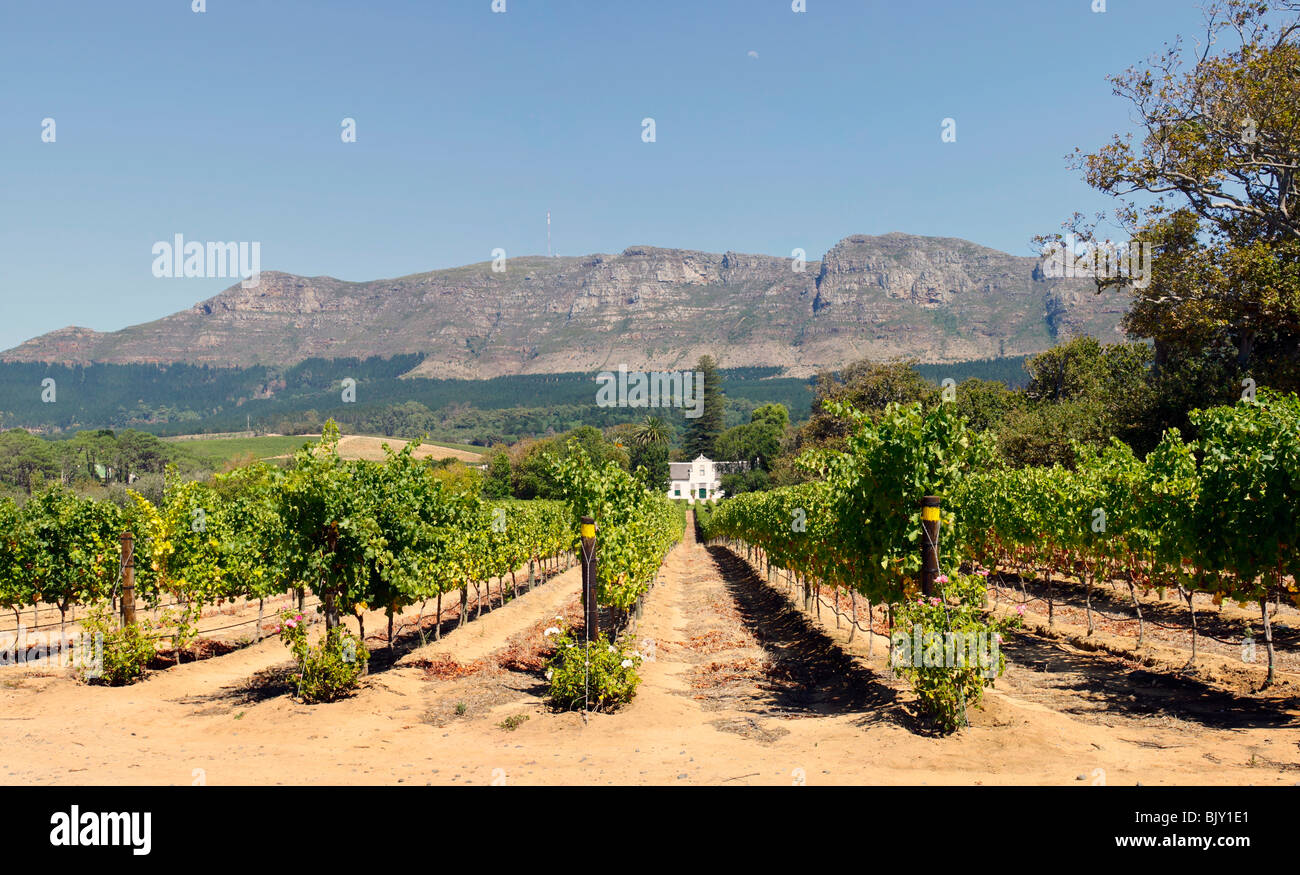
(1, 518, 1297, 786)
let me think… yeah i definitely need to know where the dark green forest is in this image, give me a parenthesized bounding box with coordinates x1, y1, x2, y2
(0, 354, 1038, 443)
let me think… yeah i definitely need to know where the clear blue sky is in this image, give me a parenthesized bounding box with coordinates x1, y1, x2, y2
(0, 0, 1207, 352)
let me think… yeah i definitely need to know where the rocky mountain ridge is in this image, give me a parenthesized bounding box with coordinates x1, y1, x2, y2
(2, 233, 1129, 378)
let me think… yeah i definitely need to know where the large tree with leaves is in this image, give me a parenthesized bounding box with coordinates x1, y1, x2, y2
(1062, 0, 1300, 397)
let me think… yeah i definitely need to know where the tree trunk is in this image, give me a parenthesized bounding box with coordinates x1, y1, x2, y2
(1237, 327, 1256, 369)
(387, 611, 394, 656)
(1083, 570, 1094, 636)
(1181, 586, 1197, 668)
(847, 591, 856, 643)
(1260, 597, 1276, 687)
(1046, 568, 1054, 629)
(886, 604, 894, 671)
(322, 584, 339, 632)
(459, 585, 468, 629)
(256, 598, 264, 643)
(1127, 579, 1144, 648)
(436, 592, 442, 641)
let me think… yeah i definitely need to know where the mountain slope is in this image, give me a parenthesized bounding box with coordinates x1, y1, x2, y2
(1, 233, 1129, 377)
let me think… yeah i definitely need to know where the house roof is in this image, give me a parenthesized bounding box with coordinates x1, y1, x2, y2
(669, 462, 692, 480)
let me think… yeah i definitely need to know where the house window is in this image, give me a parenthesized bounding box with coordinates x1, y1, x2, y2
(673, 488, 680, 497)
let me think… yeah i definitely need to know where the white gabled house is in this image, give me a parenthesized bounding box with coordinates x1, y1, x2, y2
(667, 454, 745, 504)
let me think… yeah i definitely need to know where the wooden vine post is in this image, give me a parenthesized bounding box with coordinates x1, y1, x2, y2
(920, 496, 941, 597)
(580, 516, 598, 642)
(119, 531, 136, 628)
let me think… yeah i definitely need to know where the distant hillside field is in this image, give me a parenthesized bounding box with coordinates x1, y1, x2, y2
(167, 432, 482, 465)
(162, 434, 318, 465)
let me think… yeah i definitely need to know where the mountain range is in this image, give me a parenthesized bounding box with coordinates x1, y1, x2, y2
(2, 233, 1129, 378)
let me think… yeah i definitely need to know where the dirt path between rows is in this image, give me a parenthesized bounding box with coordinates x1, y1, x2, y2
(2, 515, 1297, 785)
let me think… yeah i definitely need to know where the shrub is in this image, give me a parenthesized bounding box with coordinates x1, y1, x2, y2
(890, 571, 1020, 733)
(545, 629, 641, 712)
(277, 611, 368, 703)
(78, 602, 156, 686)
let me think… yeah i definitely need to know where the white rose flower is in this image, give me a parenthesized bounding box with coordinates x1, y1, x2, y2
(545, 669, 553, 680)
(607, 645, 616, 653)
(621, 659, 633, 668)
(544, 626, 560, 637)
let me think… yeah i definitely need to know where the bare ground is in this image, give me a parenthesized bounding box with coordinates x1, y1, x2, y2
(1, 518, 1297, 786)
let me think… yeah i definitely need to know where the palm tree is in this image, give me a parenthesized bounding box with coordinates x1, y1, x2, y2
(631, 415, 671, 448)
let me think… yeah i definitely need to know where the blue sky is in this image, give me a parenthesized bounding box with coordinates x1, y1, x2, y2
(0, 0, 1208, 351)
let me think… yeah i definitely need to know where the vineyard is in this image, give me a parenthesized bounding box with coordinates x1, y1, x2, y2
(0, 423, 683, 688)
(0, 395, 1297, 783)
(699, 390, 1300, 723)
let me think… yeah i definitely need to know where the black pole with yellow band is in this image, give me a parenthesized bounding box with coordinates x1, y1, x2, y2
(920, 496, 941, 598)
(580, 516, 598, 642)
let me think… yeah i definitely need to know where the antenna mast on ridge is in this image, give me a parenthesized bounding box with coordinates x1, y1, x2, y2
(547, 211, 552, 257)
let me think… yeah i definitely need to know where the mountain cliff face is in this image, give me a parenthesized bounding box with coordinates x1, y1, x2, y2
(1, 233, 1128, 378)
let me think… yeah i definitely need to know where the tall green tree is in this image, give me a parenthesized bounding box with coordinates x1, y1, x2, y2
(482, 448, 512, 499)
(682, 355, 724, 459)
(0, 430, 58, 493)
(629, 442, 670, 492)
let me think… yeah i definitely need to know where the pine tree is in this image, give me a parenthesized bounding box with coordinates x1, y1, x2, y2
(683, 355, 723, 459)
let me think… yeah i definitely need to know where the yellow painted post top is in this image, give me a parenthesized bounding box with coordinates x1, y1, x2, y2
(921, 505, 941, 522)
(580, 522, 596, 539)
